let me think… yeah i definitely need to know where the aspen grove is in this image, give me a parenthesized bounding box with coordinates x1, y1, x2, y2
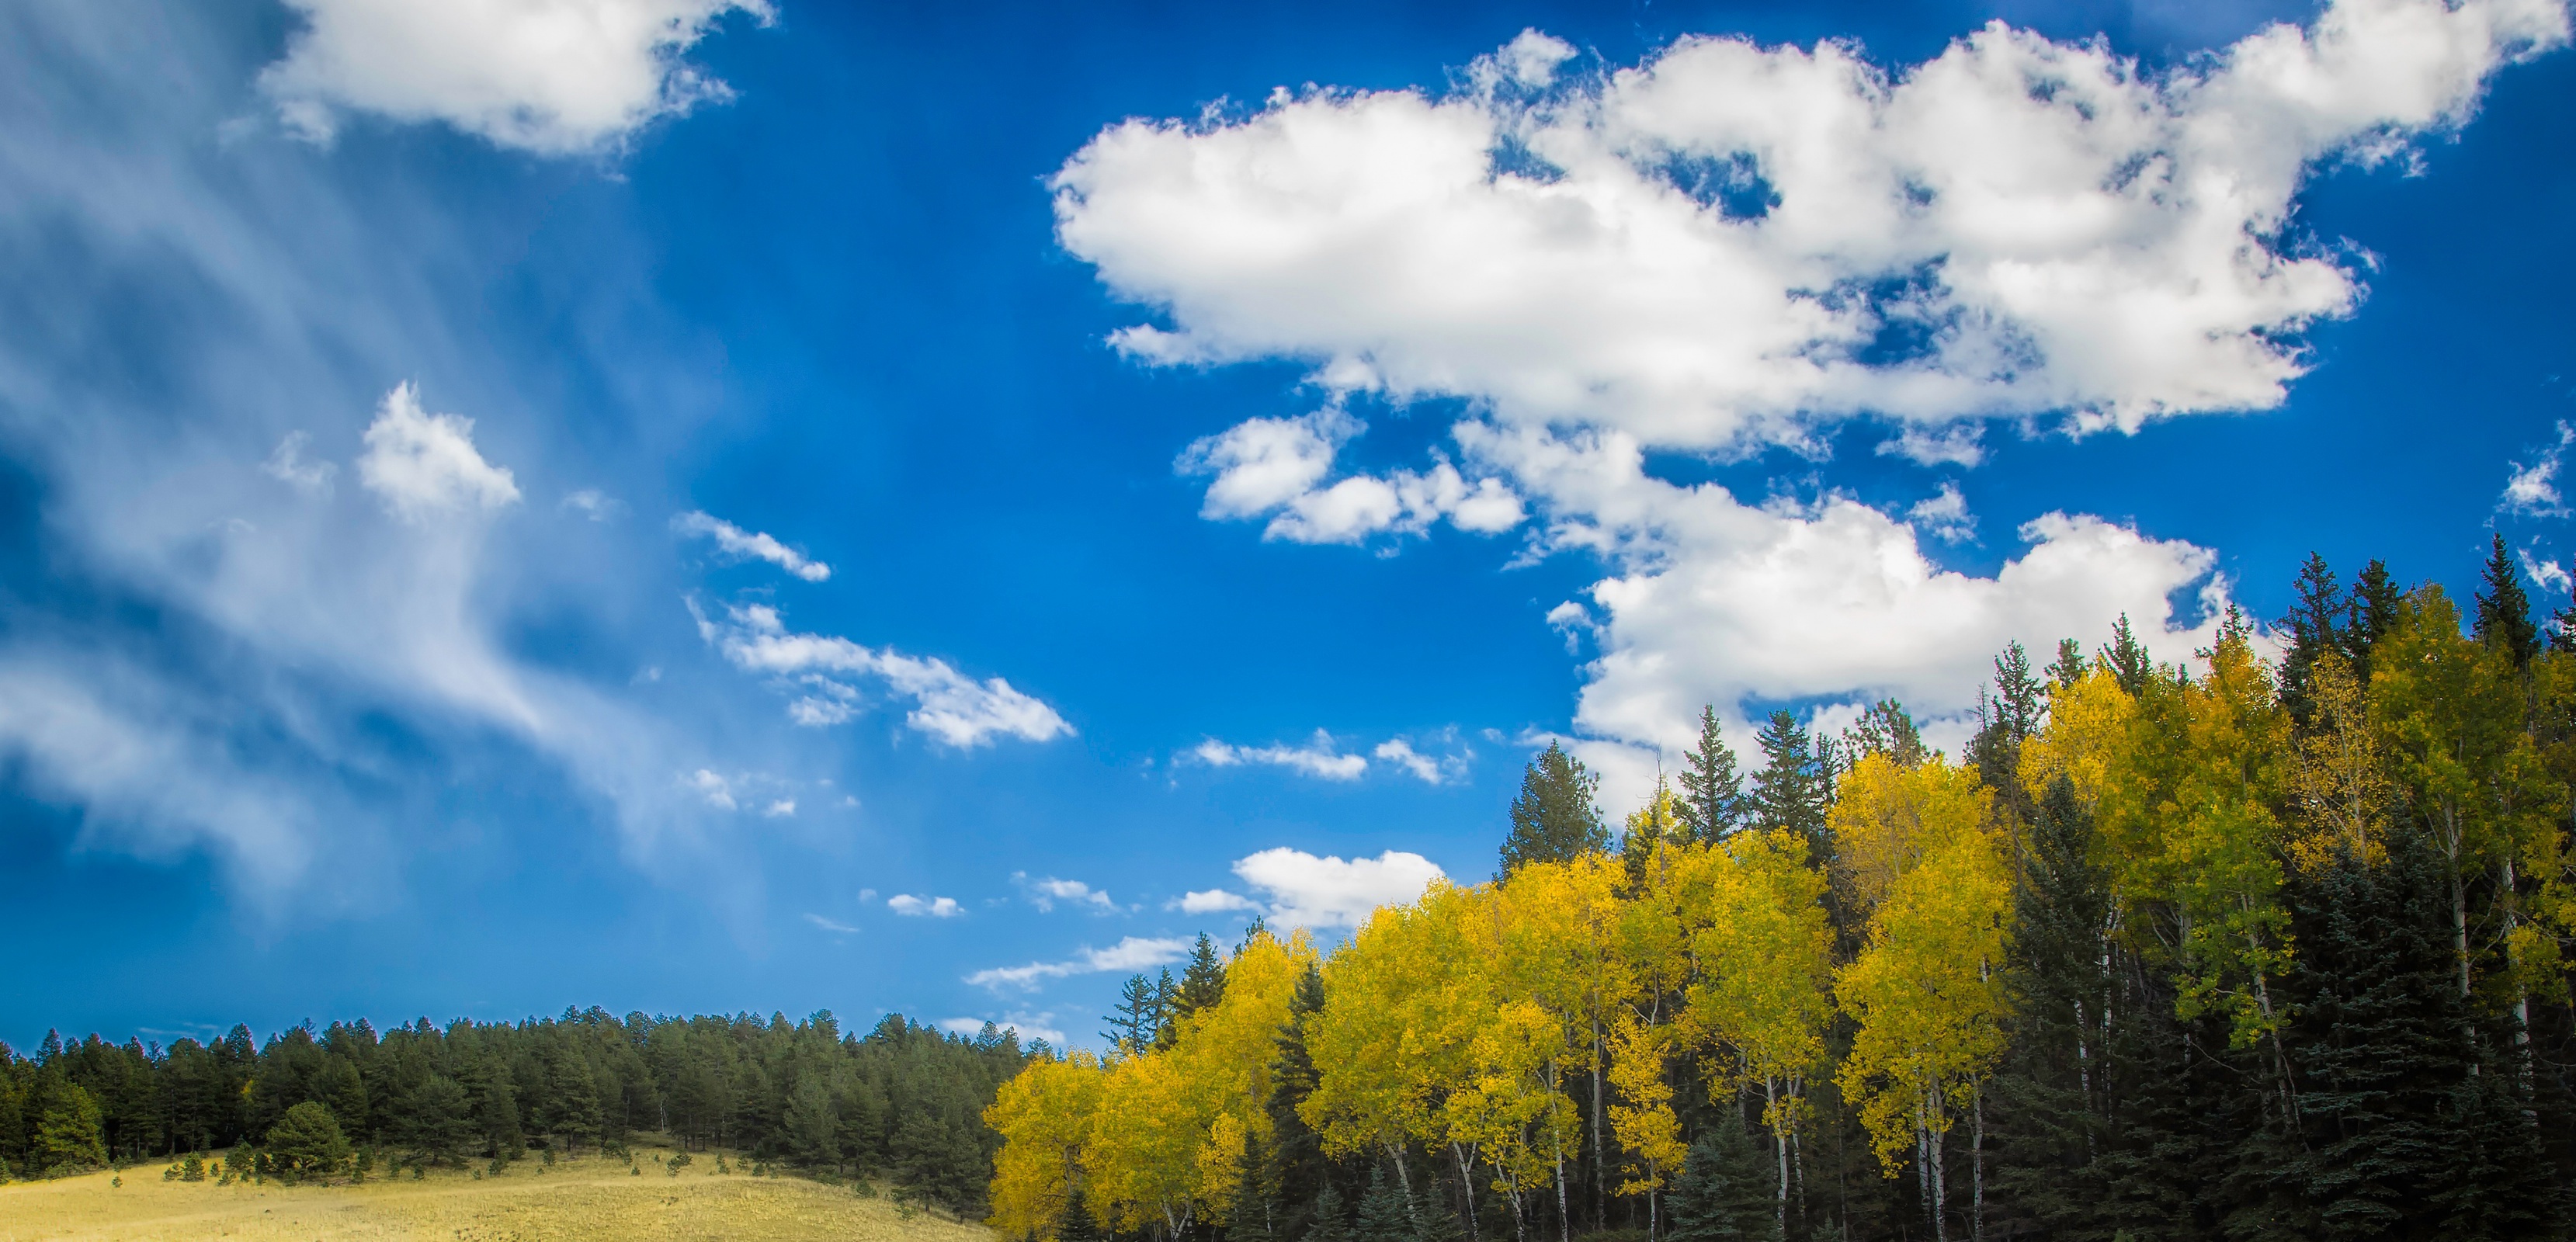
(988, 541, 2576, 1242)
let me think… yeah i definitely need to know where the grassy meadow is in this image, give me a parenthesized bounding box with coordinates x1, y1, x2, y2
(0, 1145, 993, 1242)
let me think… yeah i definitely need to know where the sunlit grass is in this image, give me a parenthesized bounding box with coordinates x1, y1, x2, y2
(0, 1143, 992, 1242)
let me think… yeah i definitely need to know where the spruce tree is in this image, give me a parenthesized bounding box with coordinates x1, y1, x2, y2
(1666, 1110, 1779, 1242)
(1750, 712, 1828, 859)
(1268, 964, 1331, 1242)
(1175, 934, 1229, 1024)
(2281, 552, 2347, 730)
(2348, 558, 2403, 678)
(1844, 698, 1925, 767)
(1104, 974, 1160, 1053)
(1988, 776, 2113, 1235)
(1310, 1182, 1357, 1242)
(1967, 643, 2044, 827)
(1498, 741, 1607, 878)
(1356, 1166, 1414, 1242)
(2097, 616, 2151, 694)
(1675, 706, 1747, 844)
(2475, 531, 2542, 670)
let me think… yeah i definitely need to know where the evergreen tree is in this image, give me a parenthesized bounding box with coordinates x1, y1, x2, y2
(1356, 1165, 1414, 1242)
(2097, 615, 2151, 694)
(2475, 531, 2542, 669)
(1988, 776, 2113, 1236)
(1967, 643, 2044, 824)
(1750, 712, 1828, 859)
(1175, 934, 1229, 1025)
(404, 1075, 476, 1167)
(1674, 706, 1747, 844)
(1310, 1182, 1357, 1242)
(1666, 1111, 1778, 1242)
(1104, 974, 1162, 1053)
(783, 1076, 840, 1167)
(2281, 552, 2347, 729)
(1268, 963, 1332, 1242)
(1498, 741, 1607, 878)
(264, 1101, 351, 1183)
(2348, 558, 2403, 677)
(1843, 698, 1926, 766)
(27, 1073, 106, 1174)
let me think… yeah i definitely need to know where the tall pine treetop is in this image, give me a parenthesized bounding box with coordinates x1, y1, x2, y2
(2474, 531, 2540, 670)
(1498, 741, 1607, 878)
(1675, 706, 1747, 844)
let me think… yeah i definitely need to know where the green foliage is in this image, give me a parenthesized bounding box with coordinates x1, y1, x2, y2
(1498, 741, 1607, 877)
(1675, 706, 1748, 843)
(30, 1074, 106, 1175)
(263, 1101, 350, 1182)
(1665, 1112, 1778, 1242)
(2476, 532, 2542, 670)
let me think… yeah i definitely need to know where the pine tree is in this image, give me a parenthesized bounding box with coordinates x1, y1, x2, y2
(264, 1101, 351, 1183)
(1843, 698, 1926, 767)
(2097, 616, 2151, 695)
(2348, 559, 2403, 678)
(1665, 1111, 1779, 1242)
(1968, 643, 2044, 827)
(1750, 712, 1828, 859)
(1988, 776, 2113, 1235)
(1105, 974, 1161, 1053)
(1310, 1182, 1357, 1242)
(1498, 741, 1607, 878)
(1268, 963, 1331, 1242)
(1675, 707, 1747, 844)
(27, 1072, 106, 1174)
(1356, 1165, 1414, 1242)
(2282, 552, 2347, 730)
(2474, 532, 2542, 670)
(1175, 934, 1229, 1025)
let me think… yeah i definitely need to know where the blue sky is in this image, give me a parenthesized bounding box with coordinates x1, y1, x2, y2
(7, 0, 2576, 1053)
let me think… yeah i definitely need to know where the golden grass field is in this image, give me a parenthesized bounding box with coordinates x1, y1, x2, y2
(0, 1147, 995, 1242)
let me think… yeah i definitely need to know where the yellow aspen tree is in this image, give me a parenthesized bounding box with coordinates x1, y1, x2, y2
(1488, 857, 1627, 1241)
(1683, 827, 1833, 1239)
(1834, 815, 2010, 1242)
(1173, 930, 1316, 1227)
(987, 1051, 1108, 1241)
(1603, 1013, 1682, 1240)
(1828, 752, 1994, 917)
(2019, 665, 2137, 818)
(2290, 649, 2390, 870)
(1305, 884, 1480, 1199)
(1085, 1049, 1202, 1239)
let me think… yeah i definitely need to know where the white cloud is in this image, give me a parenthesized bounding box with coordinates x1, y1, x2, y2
(262, 432, 338, 496)
(1177, 408, 1523, 543)
(260, 0, 772, 155)
(562, 489, 621, 521)
(805, 913, 859, 934)
(696, 601, 1073, 747)
(682, 768, 738, 810)
(1191, 731, 1370, 779)
(889, 893, 963, 918)
(2504, 422, 2574, 515)
(356, 383, 522, 522)
(2522, 548, 2572, 594)
(1371, 738, 1451, 784)
(672, 510, 831, 581)
(939, 1014, 1069, 1045)
(1232, 847, 1446, 930)
(762, 798, 796, 818)
(1175, 888, 1258, 914)
(1016, 873, 1116, 912)
(1050, 5, 2513, 807)
(967, 935, 1192, 990)
(1908, 482, 1977, 543)
(1058, 0, 2564, 445)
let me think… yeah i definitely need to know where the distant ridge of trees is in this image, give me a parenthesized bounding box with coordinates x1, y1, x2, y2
(0, 1008, 1031, 1216)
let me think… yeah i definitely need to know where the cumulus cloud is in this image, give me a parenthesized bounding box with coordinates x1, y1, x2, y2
(889, 893, 963, 918)
(1231, 847, 1446, 930)
(683, 768, 738, 810)
(1048, 3, 2543, 806)
(260, 0, 773, 155)
(2504, 422, 2574, 515)
(356, 383, 522, 522)
(1908, 482, 1977, 543)
(1059, 0, 2564, 444)
(1017, 873, 1116, 912)
(695, 601, 1073, 747)
(1179, 408, 1523, 543)
(1174, 888, 1258, 914)
(672, 510, 831, 581)
(967, 935, 1192, 990)
(1371, 738, 1453, 784)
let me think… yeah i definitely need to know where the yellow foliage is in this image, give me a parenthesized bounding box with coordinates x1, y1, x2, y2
(1828, 752, 1992, 914)
(986, 1051, 1106, 1240)
(2019, 666, 2133, 815)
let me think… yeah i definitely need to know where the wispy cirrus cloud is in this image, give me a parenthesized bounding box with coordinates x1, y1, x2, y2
(672, 510, 831, 582)
(966, 935, 1191, 990)
(694, 601, 1072, 747)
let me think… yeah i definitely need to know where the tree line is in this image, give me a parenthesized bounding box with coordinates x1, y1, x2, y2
(0, 1005, 1032, 1215)
(989, 536, 2576, 1242)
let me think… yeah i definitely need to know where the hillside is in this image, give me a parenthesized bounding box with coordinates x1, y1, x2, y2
(0, 1146, 991, 1242)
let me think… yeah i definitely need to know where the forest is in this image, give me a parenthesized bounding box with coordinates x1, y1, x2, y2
(0, 1005, 1029, 1216)
(987, 537, 2576, 1242)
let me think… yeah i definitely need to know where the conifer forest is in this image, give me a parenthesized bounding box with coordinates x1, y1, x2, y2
(986, 541, 2576, 1242)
